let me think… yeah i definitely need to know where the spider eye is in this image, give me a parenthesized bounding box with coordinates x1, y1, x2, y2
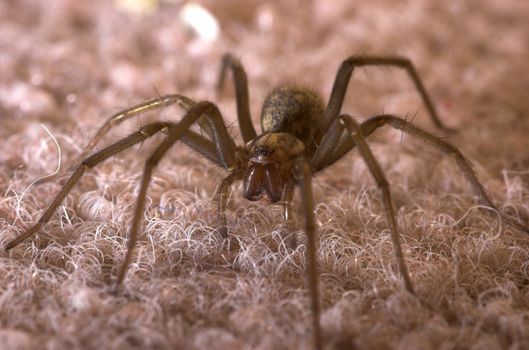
(255, 146, 272, 157)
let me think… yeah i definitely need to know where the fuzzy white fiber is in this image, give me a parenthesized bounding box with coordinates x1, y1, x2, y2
(1, 0, 529, 349)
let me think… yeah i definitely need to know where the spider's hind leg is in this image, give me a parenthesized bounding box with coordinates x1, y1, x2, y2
(360, 114, 529, 234)
(322, 55, 453, 132)
(217, 53, 257, 143)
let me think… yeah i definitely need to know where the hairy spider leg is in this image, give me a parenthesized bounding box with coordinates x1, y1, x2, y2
(281, 180, 298, 248)
(80, 95, 195, 159)
(361, 115, 529, 234)
(321, 55, 454, 133)
(4, 123, 230, 251)
(316, 114, 529, 234)
(115, 101, 238, 287)
(5, 122, 171, 250)
(83, 52, 258, 155)
(217, 53, 257, 143)
(74, 93, 222, 161)
(6, 102, 241, 289)
(311, 114, 416, 295)
(341, 115, 415, 294)
(215, 171, 244, 238)
(295, 158, 322, 350)
(78, 53, 257, 162)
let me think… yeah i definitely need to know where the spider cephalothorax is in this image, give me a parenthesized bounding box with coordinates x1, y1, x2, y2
(7, 53, 529, 350)
(243, 132, 305, 202)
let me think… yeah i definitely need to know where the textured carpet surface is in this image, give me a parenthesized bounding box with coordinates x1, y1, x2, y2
(1, 1, 529, 349)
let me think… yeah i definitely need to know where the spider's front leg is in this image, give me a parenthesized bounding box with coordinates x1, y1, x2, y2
(294, 157, 322, 350)
(340, 115, 415, 294)
(310, 115, 416, 295)
(5, 122, 172, 250)
(80, 94, 196, 160)
(6, 100, 241, 291)
(115, 101, 240, 287)
(313, 55, 455, 171)
(74, 93, 219, 163)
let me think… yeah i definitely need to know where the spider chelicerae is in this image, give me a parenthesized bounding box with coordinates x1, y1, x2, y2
(6, 54, 529, 349)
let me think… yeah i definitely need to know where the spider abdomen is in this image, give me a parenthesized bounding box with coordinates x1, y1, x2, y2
(260, 85, 324, 146)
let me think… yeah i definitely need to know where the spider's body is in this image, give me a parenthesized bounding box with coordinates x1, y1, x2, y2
(261, 85, 324, 148)
(243, 85, 322, 203)
(7, 54, 529, 350)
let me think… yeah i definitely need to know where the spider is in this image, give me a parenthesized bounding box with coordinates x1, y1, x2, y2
(6, 54, 529, 349)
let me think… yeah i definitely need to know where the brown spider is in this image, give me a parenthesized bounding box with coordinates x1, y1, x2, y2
(6, 54, 529, 349)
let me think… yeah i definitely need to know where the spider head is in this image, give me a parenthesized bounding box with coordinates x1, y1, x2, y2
(242, 133, 305, 203)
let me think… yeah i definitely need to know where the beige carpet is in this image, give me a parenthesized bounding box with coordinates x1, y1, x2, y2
(1, 0, 529, 349)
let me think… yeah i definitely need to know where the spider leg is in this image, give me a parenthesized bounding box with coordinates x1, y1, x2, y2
(282, 180, 297, 248)
(312, 116, 386, 170)
(116, 101, 239, 287)
(294, 158, 322, 350)
(80, 94, 196, 159)
(5, 122, 171, 250)
(215, 171, 244, 238)
(321, 55, 453, 132)
(340, 115, 415, 294)
(76, 93, 218, 158)
(316, 114, 529, 234)
(311, 118, 346, 170)
(282, 180, 296, 224)
(179, 130, 222, 166)
(217, 53, 257, 143)
(32, 95, 199, 186)
(8, 101, 239, 287)
(362, 115, 529, 234)
(320, 115, 410, 167)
